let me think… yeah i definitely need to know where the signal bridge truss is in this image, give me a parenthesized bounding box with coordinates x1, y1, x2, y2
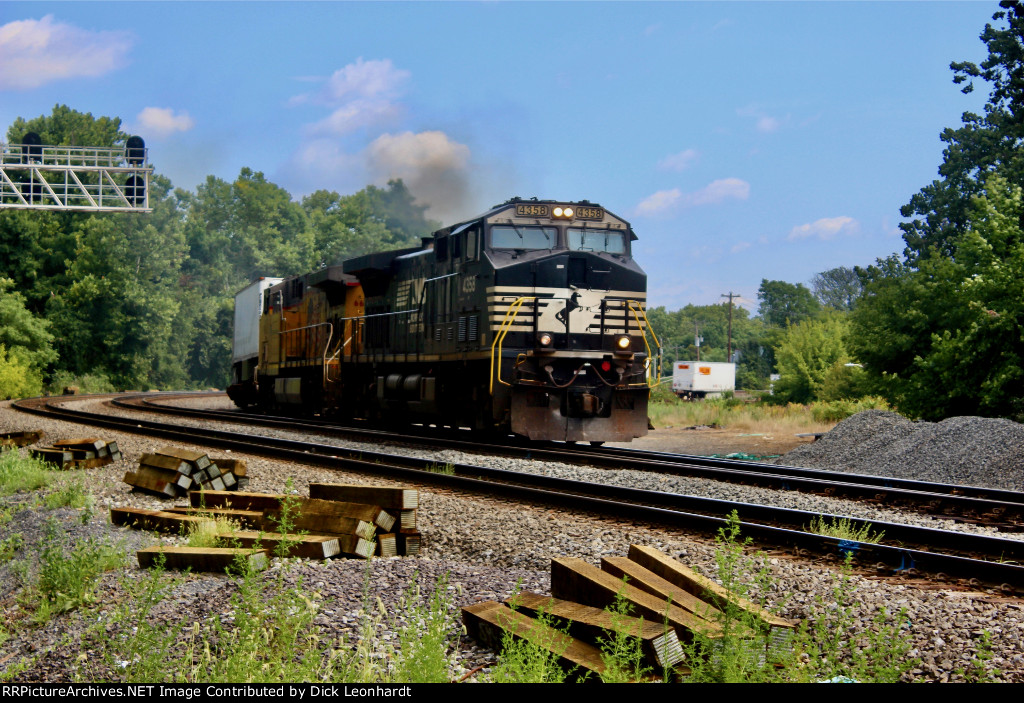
(0, 138, 153, 213)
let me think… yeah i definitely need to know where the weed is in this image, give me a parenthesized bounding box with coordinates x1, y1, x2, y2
(489, 583, 573, 683)
(426, 462, 455, 476)
(959, 629, 998, 683)
(807, 515, 885, 544)
(388, 573, 457, 683)
(797, 553, 920, 682)
(0, 533, 23, 563)
(0, 450, 53, 496)
(27, 518, 126, 623)
(596, 586, 653, 683)
(44, 476, 95, 524)
(101, 552, 189, 682)
(681, 511, 788, 683)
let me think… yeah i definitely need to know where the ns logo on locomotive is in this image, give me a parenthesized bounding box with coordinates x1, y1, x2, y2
(227, 198, 660, 443)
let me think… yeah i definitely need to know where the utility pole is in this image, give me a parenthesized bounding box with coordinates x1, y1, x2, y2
(721, 292, 737, 362)
(694, 321, 703, 361)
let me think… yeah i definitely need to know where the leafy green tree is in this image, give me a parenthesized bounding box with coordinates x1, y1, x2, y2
(0, 278, 57, 370)
(771, 313, 854, 404)
(647, 302, 769, 389)
(45, 175, 188, 390)
(0, 345, 43, 399)
(899, 1, 1024, 262)
(6, 104, 127, 149)
(852, 172, 1024, 419)
(811, 266, 864, 311)
(757, 279, 821, 328)
(303, 179, 439, 268)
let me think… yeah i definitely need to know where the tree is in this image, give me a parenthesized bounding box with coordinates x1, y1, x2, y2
(851, 172, 1024, 420)
(898, 1, 1024, 263)
(811, 266, 864, 311)
(303, 179, 439, 268)
(770, 313, 855, 404)
(757, 279, 821, 328)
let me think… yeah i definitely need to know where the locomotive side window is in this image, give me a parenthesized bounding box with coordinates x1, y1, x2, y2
(465, 228, 478, 260)
(568, 228, 626, 254)
(435, 234, 449, 260)
(451, 231, 462, 259)
(491, 225, 558, 250)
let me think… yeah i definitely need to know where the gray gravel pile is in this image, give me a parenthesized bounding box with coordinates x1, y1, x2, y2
(777, 410, 1024, 491)
(1, 399, 1022, 682)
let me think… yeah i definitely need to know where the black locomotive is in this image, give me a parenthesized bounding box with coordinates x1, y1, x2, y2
(227, 198, 659, 442)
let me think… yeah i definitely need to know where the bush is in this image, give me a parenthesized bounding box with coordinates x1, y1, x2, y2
(0, 345, 44, 399)
(45, 371, 116, 395)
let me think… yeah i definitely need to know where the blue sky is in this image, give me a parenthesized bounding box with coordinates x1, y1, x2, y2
(0, 1, 996, 311)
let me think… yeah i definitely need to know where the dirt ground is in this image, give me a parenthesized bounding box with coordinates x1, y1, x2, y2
(606, 425, 818, 458)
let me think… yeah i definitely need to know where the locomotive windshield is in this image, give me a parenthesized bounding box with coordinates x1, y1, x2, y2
(491, 225, 557, 250)
(568, 228, 626, 254)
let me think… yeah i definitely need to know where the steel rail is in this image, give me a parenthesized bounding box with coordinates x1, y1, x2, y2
(15, 394, 1024, 590)
(119, 394, 1024, 530)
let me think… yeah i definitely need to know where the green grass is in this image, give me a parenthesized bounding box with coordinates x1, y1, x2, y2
(807, 515, 885, 544)
(25, 518, 126, 623)
(0, 449, 54, 495)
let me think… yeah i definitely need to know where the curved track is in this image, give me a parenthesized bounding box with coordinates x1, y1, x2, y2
(15, 393, 1024, 590)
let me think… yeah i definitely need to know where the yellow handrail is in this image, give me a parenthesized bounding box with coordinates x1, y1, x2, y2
(627, 300, 662, 388)
(489, 296, 536, 394)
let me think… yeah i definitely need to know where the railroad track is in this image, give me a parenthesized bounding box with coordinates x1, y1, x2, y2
(118, 393, 1024, 533)
(14, 392, 1024, 591)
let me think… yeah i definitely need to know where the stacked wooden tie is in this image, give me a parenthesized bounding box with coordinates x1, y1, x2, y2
(309, 483, 420, 557)
(115, 482, 421, 571)
(462, 545, 796, 681)
(123, 447, 246, 498)
(1, 430, 43, 449)
(31, 437, 122, 469)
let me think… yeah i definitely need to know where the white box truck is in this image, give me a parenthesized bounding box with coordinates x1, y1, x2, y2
(672, 361, 735, 399)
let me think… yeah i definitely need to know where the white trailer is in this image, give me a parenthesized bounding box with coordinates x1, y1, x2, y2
(232, 277, 282, 364)
(672, 361, 735, 399)
(228, 278, 282, 406)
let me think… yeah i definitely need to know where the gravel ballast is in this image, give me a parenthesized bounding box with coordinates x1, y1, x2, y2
(776, 409, 1024, 492)
(0, 399, 1022, 682)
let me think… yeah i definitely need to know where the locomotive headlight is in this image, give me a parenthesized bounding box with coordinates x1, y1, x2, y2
(552, 206, 574, 219)
(553, 207, 564, 217)
(563, 207, 574, 218)
(614, 334, 632, 353)
(537, 332, 554, 347)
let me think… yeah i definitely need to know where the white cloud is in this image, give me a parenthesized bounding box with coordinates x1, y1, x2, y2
(306, 99, 403, 137)
(292, 58, 411, 137)
(737, 104, 788, 134)
(0, 15, 133, 90)
(788, 216, 860, 241)
(137, 107, 194, 137)
(731, 241, 752, 254)
(685, 178, 750, 206)
(635, 178, 750, 218)
(291, 58, 409, 107)
(635, 188, 682, 217)
(657, 149, 698, 172)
